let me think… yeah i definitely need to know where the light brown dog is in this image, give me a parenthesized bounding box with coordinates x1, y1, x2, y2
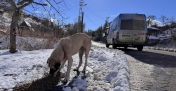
(47, 33, 91, 83)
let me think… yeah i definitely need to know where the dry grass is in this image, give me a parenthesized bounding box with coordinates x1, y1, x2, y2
(0, 30, 61, 51)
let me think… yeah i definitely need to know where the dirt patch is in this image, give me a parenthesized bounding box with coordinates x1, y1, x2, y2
(13, 72, 65, 91)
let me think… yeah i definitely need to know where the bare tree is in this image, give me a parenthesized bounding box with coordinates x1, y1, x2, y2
(8, 0, 34, 53)
(147, 15, 156, 26)
(170, 16, 175, 23)
(7, 0, 67, 53)
(160, 15, 169, 25)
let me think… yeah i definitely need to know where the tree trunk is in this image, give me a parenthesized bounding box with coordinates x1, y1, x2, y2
(9, 10, 20, 53)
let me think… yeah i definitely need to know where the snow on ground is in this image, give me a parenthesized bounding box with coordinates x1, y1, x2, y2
(0, 49, 52, 90)
(0, 38, 130, 91)
(62, 46, 129, 91)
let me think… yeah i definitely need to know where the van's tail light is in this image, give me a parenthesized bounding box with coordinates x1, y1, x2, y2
(116, 32, 119, 39)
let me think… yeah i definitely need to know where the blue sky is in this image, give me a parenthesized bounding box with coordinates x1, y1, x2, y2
(25, 0, 176, 31)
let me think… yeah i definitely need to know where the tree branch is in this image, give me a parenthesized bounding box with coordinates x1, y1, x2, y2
(33, 1, 48, 6)
(17, 0, 27, 5)
(8, 0, 17, 9)
(62, 0, 69, 10)
(18, 0, 34, 10)
(46, 0, 67, 19)
(54, 0, 62, 4)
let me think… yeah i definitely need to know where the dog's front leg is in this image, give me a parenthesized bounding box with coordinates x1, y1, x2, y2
(62, 56, 73, 84)
(54, 59, 67, 77)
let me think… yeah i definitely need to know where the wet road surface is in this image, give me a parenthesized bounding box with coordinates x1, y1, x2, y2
(124, 48, 176, 91)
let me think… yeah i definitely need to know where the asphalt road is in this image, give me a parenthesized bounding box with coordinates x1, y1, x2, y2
(123, 48, 176, 91)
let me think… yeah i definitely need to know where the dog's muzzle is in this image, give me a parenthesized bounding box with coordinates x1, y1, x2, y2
(49, 63, 60, 75)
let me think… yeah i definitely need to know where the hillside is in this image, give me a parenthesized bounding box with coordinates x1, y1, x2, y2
(0, 6, 64, 38)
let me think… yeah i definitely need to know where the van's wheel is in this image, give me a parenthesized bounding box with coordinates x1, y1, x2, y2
(137, 46, 143, 51)
(106, 44, 109, 48)
(106, 40, 109, 48)
(124, 46, 128, 50)
(112, 39, 116, 49)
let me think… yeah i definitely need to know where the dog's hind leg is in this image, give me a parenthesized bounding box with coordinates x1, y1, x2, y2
(82, 48, 90, 74)
(73, 47, 84, 71)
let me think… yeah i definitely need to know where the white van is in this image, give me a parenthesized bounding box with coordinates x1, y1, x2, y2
(106, 13, 147, 51)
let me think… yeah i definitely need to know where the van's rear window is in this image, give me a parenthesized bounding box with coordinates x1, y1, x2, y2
(120, 20, 145, 30)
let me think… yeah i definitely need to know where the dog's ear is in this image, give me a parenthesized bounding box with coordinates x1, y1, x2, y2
(47, 58, 55, 69)
(47, 58, 49, 64)
(47, 58, 51, 65)
(47, 58, 52, 67)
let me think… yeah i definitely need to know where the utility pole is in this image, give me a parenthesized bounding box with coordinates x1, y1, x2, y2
(105, 17, 110, 35)
(78, 0, 86, 33)
(81, 12, 84, 33)
(106, 17, 110, 27)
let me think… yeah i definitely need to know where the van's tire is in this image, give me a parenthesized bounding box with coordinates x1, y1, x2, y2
(106, 44, 109, 48)
(124, 46, 128, 50)
(106, 40, 110, 48)
(112, 39, 116, 49)
(113, 44, 116, 49)
(137, 46, 143, 51)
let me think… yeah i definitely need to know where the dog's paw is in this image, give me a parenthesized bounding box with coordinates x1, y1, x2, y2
(82, 71, 86, 74)
(76, 70, 80, 76)
(62, 79, 68, 85)
(73, 68, 78, 71)
(73, 68, 80, 76)
(81, 75, 87, 79)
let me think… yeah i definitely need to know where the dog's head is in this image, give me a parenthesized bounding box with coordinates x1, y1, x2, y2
(47, 58, 61, 75)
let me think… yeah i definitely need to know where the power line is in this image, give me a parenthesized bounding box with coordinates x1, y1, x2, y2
(67, 0, 105, 21)
(84, 12, 98, 26)
(67, 0, 103, 29)
(85, 7, 105, 21)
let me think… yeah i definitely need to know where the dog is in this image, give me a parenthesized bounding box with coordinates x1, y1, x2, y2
(47, 33, 91, 84)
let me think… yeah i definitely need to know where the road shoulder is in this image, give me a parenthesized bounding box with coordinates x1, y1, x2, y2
(126, 54, 155, 91)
